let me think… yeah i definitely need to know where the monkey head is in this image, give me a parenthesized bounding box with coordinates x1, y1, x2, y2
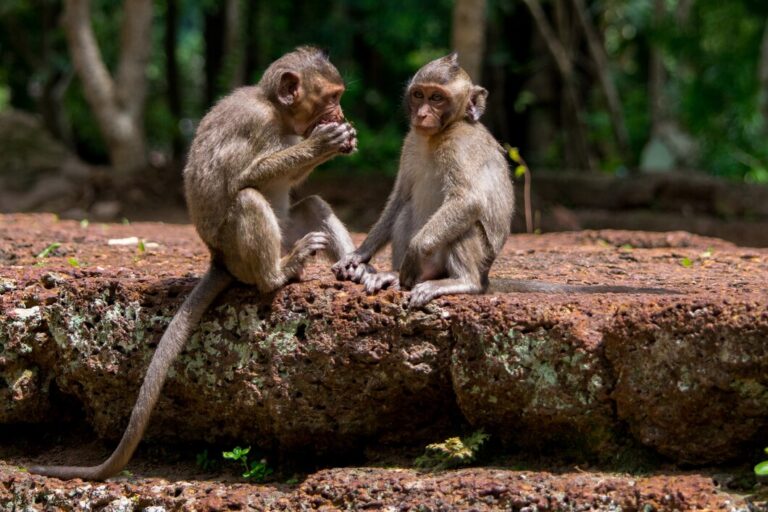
(405, 53, 488, 136)
(260, 46, 347, 137)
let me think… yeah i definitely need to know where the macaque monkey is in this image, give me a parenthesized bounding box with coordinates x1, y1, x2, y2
(30, 47, 359, 480)
(333, 53, 511, 307)
(333, 54, 674, 305)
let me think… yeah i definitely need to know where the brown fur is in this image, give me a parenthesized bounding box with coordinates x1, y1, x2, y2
(30, 47, 358, 480)
(333, 54, 675, 304)
(333, 54, 512, 307)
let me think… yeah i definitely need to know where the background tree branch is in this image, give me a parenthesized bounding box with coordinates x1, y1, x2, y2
(62, 0, 151, 175)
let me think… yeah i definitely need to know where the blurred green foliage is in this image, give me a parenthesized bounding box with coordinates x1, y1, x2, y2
(1, 0, 768, 181)
(602, 0, 768, 180)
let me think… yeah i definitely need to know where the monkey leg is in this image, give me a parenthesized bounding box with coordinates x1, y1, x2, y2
(287, 195, 355, 261)
(407, 228, 488, 308)
(220, 188, 327, 293)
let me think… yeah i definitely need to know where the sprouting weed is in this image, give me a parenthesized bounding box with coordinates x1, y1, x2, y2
(36, 242, 61, 259)
(755, 447, 768, 476)
(222, 446, 273, 482)
(414, 430, 490, 471)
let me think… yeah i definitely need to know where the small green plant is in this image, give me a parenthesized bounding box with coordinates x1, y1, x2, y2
(222, 446, 273, 481)
(755, 448, 768, 477)
(504, 145, 533, 234)
(36, 242, 61, 259)
(137, 239, 146, 253)
(680, 248, 714, 268)
(414, 430, 490, 471)
(67, 257, 81, 268)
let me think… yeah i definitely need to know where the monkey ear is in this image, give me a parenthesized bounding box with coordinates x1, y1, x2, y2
(445, 52, 461, 72)
(277, 72, 300, 106)
(466, 85, 488, 122)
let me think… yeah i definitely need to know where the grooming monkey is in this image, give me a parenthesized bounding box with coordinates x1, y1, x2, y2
(31, 47, 359, 480)
(333, 54, 672, 306)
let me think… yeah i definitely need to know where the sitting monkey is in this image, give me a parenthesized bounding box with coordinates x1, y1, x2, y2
(333, 53, 514, 307)
(30, 47, 360, 480)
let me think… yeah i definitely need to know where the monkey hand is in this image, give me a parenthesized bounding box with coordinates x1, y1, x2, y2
(332, 252, 372, 282)
(310, 121, 357, 156)
(363, 271, 400, 294)
(398, 249, 423, 290)
(407, 282, 440, 309)
(287, 231, 330, 265)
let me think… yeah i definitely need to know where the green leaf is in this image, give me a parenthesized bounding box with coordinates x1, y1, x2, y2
(223, 446, 250, 461)
(508, 147, 522, 164)
(755, 460, 768, 476)
(137, 239, 146, 253)
(67, 257, 81, 268)
(515, 165, 526, 178)
(36, 242, 61, 259)
(680, 257, 694, 268)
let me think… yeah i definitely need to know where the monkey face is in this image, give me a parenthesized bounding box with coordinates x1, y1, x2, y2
(293, 78, 346, 137)
(408, 84, 454, 136)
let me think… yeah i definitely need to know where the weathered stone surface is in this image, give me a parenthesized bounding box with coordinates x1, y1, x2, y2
(605, 301, 768, 464)
(1, 214, 767, 465)
(0, 463, 752, 511)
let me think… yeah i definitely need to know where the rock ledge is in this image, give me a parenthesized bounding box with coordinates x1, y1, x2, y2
(1, 214, 767, 466)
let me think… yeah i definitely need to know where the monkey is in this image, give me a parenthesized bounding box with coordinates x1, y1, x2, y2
(332, 53, 675, 307)
(332, 53, 510, 308)
(30, 46, 360, 480)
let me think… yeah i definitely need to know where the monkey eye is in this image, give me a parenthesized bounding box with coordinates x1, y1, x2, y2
(413, 90, 424, 99)
(430, 93, 443, 102)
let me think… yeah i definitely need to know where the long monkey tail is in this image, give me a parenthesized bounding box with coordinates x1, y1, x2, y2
(29, 264, 233, 480)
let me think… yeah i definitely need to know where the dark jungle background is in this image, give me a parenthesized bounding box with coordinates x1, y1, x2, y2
(1, 0, 768, 243)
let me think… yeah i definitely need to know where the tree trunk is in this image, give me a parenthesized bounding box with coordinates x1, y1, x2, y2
(648, 0, 666, 136)
(570, 0, 631, 164)
(165, 0, 183, 158)
(223, 0, 245, 90)
(451, 0, 487, 82)
(62, 0, 151, 176)
(522, 0, 595, 170)
(676, 0, 694, 24)
(243, 0, 260, 83)
(759, 18, 768, 133)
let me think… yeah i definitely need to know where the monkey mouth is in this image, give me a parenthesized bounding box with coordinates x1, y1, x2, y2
(413, 123, 440, 135)
(306, 113, 346, 137)
(304, 113, 347, 137)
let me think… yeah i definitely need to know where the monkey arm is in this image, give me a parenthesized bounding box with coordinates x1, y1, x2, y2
(234, 140, 328, 190)
(412, 195, 482, 256)
(355, 187, 407, 261)
(331, 180, 407, 282)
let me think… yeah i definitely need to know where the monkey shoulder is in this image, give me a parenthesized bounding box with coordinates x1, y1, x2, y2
(197, 87, 277, 145)
(433, 123, 505, 174)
